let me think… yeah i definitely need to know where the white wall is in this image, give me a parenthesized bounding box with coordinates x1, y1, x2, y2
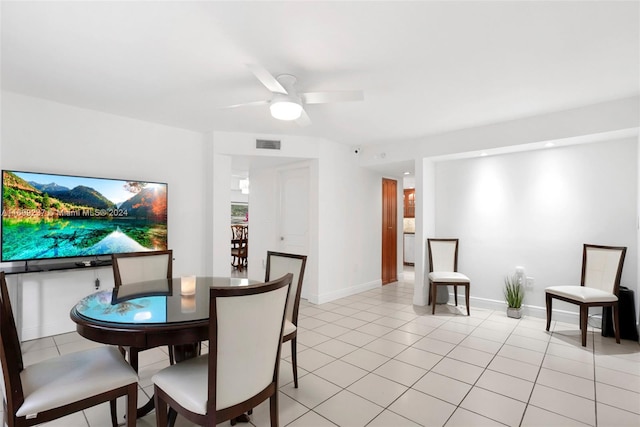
(316, 142, 383, 302)
(1, 92, 207, 339)
(434, 138, 638, 319)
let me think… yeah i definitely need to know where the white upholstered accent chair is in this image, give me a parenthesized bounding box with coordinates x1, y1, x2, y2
(265, 251, 307, 388)
(0, 271, 138, 427)
(427, 238, 471, 315)
(545, 244, 626, 347)
(111, 250, 176, 365)
(152, 273, 293, 427)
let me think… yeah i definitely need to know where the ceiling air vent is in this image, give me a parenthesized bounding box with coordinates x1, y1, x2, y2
(256, 139, 281, 150)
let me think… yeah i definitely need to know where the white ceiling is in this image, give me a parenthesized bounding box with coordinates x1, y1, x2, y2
(2, 1, 638, 149)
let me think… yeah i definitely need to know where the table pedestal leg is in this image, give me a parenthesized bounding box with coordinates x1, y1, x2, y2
(172, 342, 201, 362)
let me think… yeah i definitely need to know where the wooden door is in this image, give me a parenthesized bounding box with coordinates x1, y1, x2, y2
(381, 178, 398, 284)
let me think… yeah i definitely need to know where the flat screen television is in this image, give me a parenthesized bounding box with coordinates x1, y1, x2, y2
(1, 170, 168, 263)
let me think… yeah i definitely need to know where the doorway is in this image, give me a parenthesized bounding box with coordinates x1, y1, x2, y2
(381, 178, 398, 284)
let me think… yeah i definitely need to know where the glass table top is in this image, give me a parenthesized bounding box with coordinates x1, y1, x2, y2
(74, 277, 253, 325)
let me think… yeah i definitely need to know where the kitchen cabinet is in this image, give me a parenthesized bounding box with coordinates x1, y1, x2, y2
(404, 189, 415, 218)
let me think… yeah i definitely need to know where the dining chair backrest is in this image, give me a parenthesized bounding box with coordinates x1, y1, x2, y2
(428, 239, 459, 272)
(112, 249, 172, 288)
(265, 251, 307, 326)
(208, 273, 292, 413)
(0, 271, 25, 414)
(581, 244, 626, 294)
(231, 224, 248, 241)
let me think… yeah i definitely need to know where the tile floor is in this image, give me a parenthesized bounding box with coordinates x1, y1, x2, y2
(12, 274, 640, 427)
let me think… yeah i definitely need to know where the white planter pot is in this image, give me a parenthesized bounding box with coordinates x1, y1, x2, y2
(507, 307, 522, 319)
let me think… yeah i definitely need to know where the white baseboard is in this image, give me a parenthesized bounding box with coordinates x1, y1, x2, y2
(21, 321, 75, 342)
(453, 294, 623, 325)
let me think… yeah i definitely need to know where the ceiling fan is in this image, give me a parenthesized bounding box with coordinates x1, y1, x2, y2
(224, 64, 364, 126)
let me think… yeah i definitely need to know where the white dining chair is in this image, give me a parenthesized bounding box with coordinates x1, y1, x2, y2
(152, 273, 293, 427)
(0, 271, 138, 427)
(265, 251, 307, 388)
(427, 238, 471, 315)
(545, 244, 626, 346)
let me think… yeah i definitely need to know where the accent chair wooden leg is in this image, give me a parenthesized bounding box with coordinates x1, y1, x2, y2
(291, 337, 299, 388)
(545, 293, 552, 331)
(454, 286, 458, 307)
(613, 303, 621, 344)
(427, 281, 432, 306)
(580, 305, 588, 347)
(465, 284, 470, 316)
(431, 283, 438, 315)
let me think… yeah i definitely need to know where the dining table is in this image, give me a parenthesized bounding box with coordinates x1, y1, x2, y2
(70, 276, 257, 419)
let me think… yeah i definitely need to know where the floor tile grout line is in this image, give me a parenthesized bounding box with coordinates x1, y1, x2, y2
(523, 326, 601, 427)
(439, 312, 524, 427)
(591, 327, 599, 427)
(518, 323, 554, 427)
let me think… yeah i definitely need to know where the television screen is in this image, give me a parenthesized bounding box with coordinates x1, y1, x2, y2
(1, 170, 168, 262)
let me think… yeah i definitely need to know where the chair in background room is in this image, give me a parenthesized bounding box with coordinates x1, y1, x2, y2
(265, 251, 307, 388)
(230, 225, 248, 271)
(112, 249, 175, 365)
(545, 244, 626, 347)
(152, 273, 293, 427)
(0, 271, 138, 427)
(427, 238, 471, 315)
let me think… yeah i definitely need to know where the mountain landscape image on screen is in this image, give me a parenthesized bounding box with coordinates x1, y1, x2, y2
(1, 171, 168, 262)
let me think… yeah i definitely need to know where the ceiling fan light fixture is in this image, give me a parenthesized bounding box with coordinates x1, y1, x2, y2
(270, 100, 303, 121)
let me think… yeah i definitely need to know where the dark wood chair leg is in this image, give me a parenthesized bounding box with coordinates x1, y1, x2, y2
(291, 337, 299, 388)
(431, 283, 438, 315)
(454, 286, 458, 307)
(269, 392, 278, 427)
(168, 408, 177, 427)
(154, 390, 168, 427)
(545, 293, 552, 331)
(580, 305, 588, 347)
(465, 284, 470, 316)
(110, 400, 118, 427)
(427, 281, 432, 306)
(126, 384, 137, 427)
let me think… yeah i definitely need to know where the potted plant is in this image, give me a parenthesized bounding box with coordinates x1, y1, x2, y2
(504, 274, 524, 318)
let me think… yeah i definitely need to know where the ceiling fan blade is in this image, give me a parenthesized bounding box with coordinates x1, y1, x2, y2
(221, 100, 269, 109)
(247, 64, 288, 94)
(296, 108, 312, 127)
(302, 90, 364, 104)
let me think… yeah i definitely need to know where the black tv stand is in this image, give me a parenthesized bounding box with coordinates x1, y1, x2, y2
(3, 259, 113, 275)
